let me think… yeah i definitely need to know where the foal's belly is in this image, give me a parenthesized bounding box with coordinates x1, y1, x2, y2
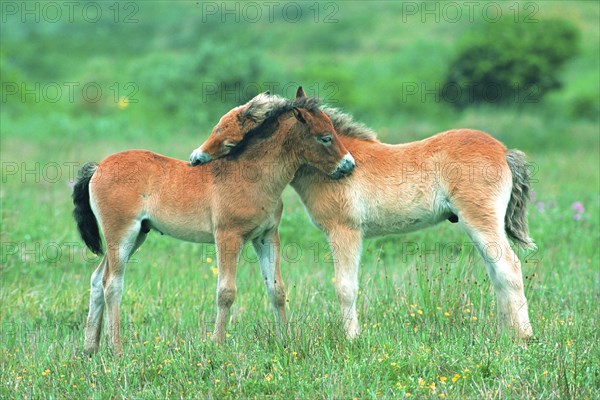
(146, 207, 278, 245)
(144, 202, 215, 243)
(356, 180, 453, 238)
(148, 217, 215, 244)
(362, 212, 447, 238)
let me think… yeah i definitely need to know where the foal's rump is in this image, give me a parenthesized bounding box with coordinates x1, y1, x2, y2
(422, 129, 534, 248)
(76, 150, 216, 249)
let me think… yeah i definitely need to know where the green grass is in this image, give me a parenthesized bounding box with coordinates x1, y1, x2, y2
(1, 1, 599, 398)
(1, 119, 598, 398)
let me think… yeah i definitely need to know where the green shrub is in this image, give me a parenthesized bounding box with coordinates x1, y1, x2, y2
(441, 18, 579, 108)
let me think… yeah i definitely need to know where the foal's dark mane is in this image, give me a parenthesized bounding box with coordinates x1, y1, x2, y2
(219, 116, 279, 161)
(220, 94, 323, 162)
(241, 93, 378, 142)
(241, 93, 322, 123)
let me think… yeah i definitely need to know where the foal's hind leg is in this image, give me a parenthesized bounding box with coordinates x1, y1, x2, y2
(213, 231, 244, 344)
(328, 226, 362, 339)
(458, 211, 533, 340)
(84, 256, 107, 354)
(252, 228, 288, 338)
(103, 222, 147, 354)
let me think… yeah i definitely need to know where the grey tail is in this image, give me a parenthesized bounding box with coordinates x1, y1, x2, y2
(72, 162, 103, 255)
(505, 150, 536, 249)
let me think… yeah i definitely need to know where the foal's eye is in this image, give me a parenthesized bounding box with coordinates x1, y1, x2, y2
(224, 142, 237, 149)
(318, 135, 333, 144)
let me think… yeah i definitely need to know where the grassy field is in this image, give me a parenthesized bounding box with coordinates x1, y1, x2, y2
(1, 1, 599, 399)
(1, 119, 598, 399)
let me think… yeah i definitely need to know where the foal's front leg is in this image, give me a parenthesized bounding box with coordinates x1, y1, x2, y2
(328, 226, 363, 339)
(252, 228, 288, 338)
(213, 231, 244, 344)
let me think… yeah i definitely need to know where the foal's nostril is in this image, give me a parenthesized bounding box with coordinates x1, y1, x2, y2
(344, 159, 355, 172)
(341, 153, 356, 173)
(329, 154, 356, 179)
(189, 150, 213, 166)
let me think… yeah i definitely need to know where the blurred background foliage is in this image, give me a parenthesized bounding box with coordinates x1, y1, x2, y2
(442, 18, 579, 107)
(1, 1, 598, 152)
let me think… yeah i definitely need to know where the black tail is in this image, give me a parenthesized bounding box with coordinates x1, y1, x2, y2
(72, 162, 103, 255)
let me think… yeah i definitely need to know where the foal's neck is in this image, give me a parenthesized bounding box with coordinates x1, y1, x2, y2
(237, 118, 303, 195)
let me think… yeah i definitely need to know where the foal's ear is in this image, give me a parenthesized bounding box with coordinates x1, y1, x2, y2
(296, 86, 307, 99)
(292, 107, 307, 123)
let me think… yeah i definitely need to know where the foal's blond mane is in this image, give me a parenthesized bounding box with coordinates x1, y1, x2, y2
(241, 93, 377, 142)
(321, 106, 378, 141)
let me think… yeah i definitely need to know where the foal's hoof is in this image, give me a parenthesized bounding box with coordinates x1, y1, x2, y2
(83, 349, 97, 358)
(110, 344, 124, 357)
(345, 326, 361, 340)
(211, 334, 225, 346)
(84, 343, 99, 356)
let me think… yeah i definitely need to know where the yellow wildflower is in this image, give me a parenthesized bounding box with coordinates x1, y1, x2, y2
(117, 97, 129, 110)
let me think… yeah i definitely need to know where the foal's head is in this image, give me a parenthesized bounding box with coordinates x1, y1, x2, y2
(190, 87, 355, 179)
(189, 92, 279, 165)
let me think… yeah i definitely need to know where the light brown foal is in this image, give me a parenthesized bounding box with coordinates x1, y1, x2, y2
(72, 88, 355, 353)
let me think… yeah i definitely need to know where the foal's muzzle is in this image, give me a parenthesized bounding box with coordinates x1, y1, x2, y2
(330, 153, 355, 179)
(189, 149, 213, 166)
